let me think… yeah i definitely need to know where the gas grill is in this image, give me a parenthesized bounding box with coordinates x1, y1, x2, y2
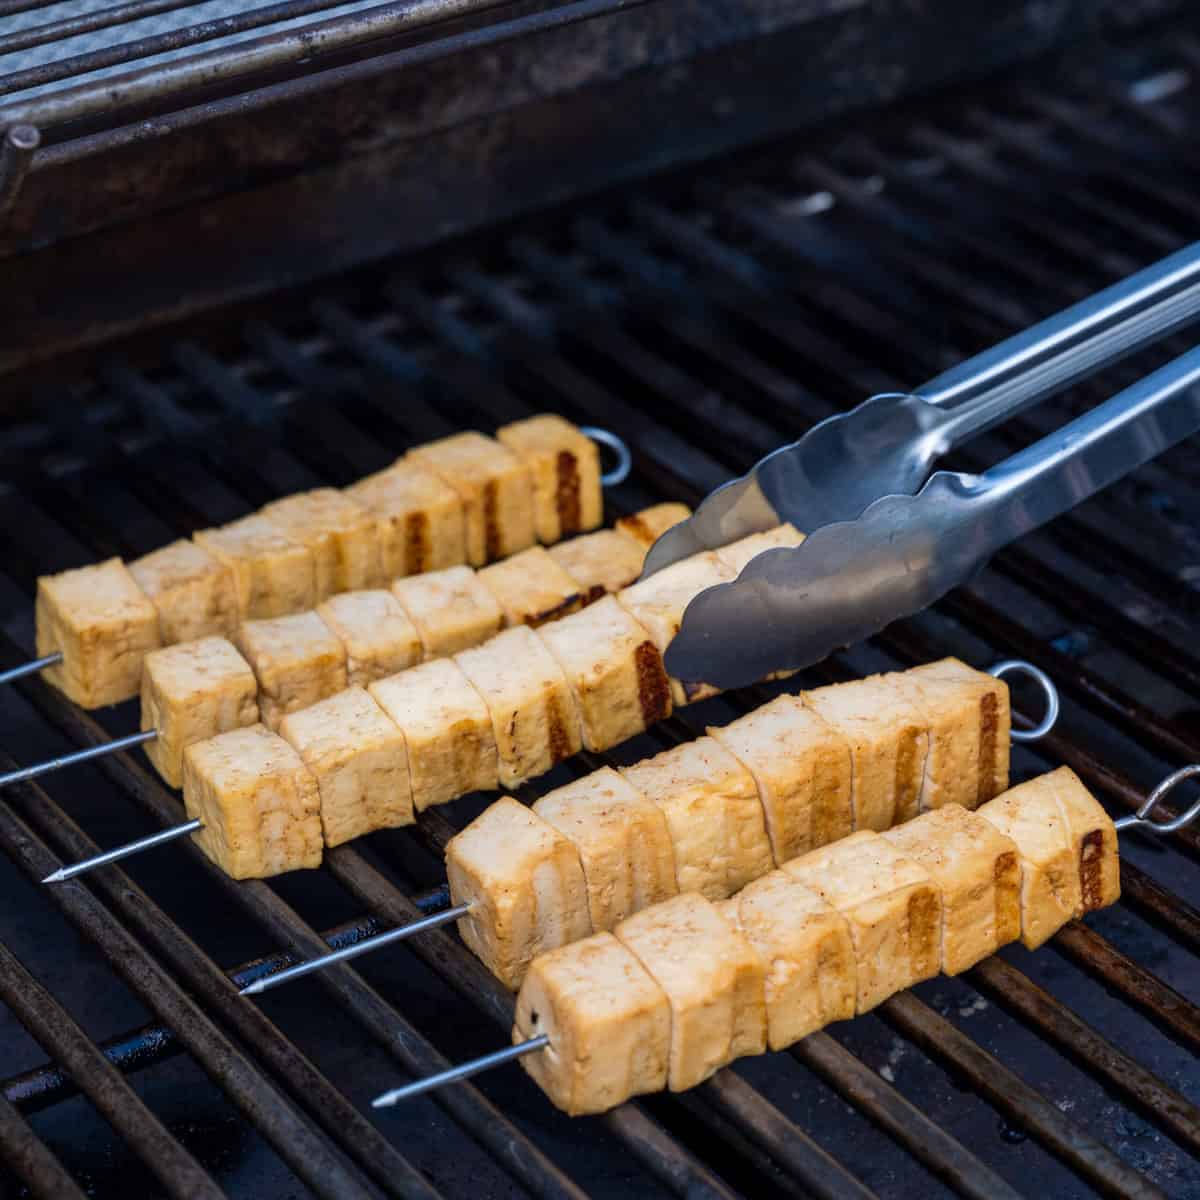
(1, 4, 1199, 1198)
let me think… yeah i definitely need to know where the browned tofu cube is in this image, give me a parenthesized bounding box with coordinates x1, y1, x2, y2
(514, 932, 671, 1115)
(497, 414, 604, 544)
(714, 524, 806, 576)
(279, 686, 413, 847)
(194, 515, 315, 620)
(447, 796, 592, 989)
(455, 625, 582, 788)
(709, 693, 853, 865)
(533, 767, 678, 932)
(129, 539, 238, 645)
(408, 431, 534, 564)
(477, 546, 583, 627)
(391, 566, 503, 660)
(537, 597, 672, 752)
(344, 460, 466, 578)
(316, 590, 421, 687)
(36, 558, 161, 708)
(1054, 767, 1121, 915)
(369, 658, 498, 810)
(883, 805, 1020, 974)
(614, 502, 692, 549)
(616, 893, 766, 1090)
(549, 529, 647, 604)
(261, 488, 383, 599)
(183, 723, 323, 879)
(140, 637, 259, 787)
(235, 611, 348, 730)
(786, 831, 941, 1013)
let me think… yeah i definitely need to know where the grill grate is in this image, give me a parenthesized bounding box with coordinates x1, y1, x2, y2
(2, 22, 1200, 1200)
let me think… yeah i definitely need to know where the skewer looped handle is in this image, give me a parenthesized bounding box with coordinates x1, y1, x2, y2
(987, 660, 1059, 742)
(1114, 764, 1200, 835)
(581, 426, 632, 487)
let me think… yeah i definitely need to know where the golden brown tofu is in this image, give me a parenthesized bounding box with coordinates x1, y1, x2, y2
(802, 677, 929, 830)
(391, 566, 503, 660)
(709, 694, 852, 865)
(537, 598, 672, 752)
(194, 515, 315, 620)
(130, 539, 238, 645)
(447, 796, 592, 990)
(477, 547, 582, 627)
(717, 870, 856, 1050)
(140, 637, 259, 788)
(369, 658, 498, 810)
(316, 590, 421, 687)
(261, 488, 383, 599)
(183, 724, 322, 879)
(618, 551, 736, 705)
(906, 658, 1011, 806)
(533, 767, 678, 932)
(408, 431, 534, 564)
(36, 558, 161, 708)
(455, 625, 582, 788)
(549, 529, 647, 604)
(514, 932, 671, 1115)
(785, 831, 941, 1013)
(496, 414, 603, 544)
(344, 460, 466, 578)
(1053, 767, 1121, 914)
(883, 805, 1020, 975)
(714, 524, 806, 576)
(616, 893, 766, 1090)
(235, 611, 348, 731)
(614, 502, 692, 549)
(279, 686, 413, 848)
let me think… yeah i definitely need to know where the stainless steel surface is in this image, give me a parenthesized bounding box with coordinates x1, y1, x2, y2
(41, 815, 202, 884)
(373, 1036, 550, 1109)
(666, 345, 1200, 689)
(0, 727, 156, 789)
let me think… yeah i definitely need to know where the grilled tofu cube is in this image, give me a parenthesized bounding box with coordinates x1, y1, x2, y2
(235, 611, 348, 731)
(36, 558, 161, 708)
(261, 488, 383, 599)
(369, 658, 498, 810)
(717, 870, 856, 1050)
(537, 597, 672, 752)
(906, 658, 1011, 806)
(709, 694, 852, 865)
(616, 893, 766, 1090)
(408, 431, 534, 564)
(477, 546, 583, 627)
(316, 590, 421, 687)
(140, 637, 259, 787)
(533, 767, 678, 931)
(279, 686, 412, 848)
(614, 502, 692, 549)
(194, 514, 315, 620)
(391, 566, 503, 660)
(1054, 767, 1121, 914)
(785, 831, 941, 1013)
(714, 524, 806, 576)
(344, 460, 466, 578)
(549, 529, 647, 604)
(183, 723, 322, 879)
(883, 805, 1020, 974)
(514, 931, 671, 1115)
(130, 539, 238, 645)
(447, 796, 592, 990)
(621, 736, 772, 900)
(497, 414, 603, 544)
(618, 551, 735, 705)
(455, 625, 582, 788)
(802, 677, 929, 830)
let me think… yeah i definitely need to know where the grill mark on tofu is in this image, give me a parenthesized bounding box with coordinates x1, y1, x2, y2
(907, 887, 940, 979)
(526, 594, 584, 629)
(977, 691, 999, 805)
(484, 479, 501, 561)
(994, 849, 1021, 944)
(555, 450, 582, 535)
(634, 642, 671, 726)
(583, 583, 606, 605)
(1079, 829, 1105, 911)
(404, 512, 430, 575)
(547, 695, 571, 764)
(621, 514, 651, 545)
(894, 727, 921, 820)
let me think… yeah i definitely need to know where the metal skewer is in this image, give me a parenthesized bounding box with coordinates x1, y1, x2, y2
(0, 651, 62, 686)
(0, 729, 157, 790)
(42, 818, 204, 884)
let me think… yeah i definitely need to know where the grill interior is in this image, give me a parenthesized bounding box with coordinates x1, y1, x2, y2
(2, 15, 1200, 1200)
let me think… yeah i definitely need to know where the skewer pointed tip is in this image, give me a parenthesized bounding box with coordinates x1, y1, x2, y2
(239, 979, 266, 997)
(41, 868, 67, 885)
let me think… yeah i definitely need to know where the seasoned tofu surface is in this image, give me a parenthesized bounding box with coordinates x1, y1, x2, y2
(344, 461, 466, 577)
(183, 724, 323, 879)
(477, 546, 583, 628)
(549, 529, 647, 604)
(36, 558, 162, 708)
(537, 597, 672, 752)
(614, 502, 692, 549)
(714, 524, 806, 576)
(496, 415, 603, 544)
(140, 637, 259, 788)
(316, 590, 421, 686)
(369, 657, 498, 810)
(391, 565, 503, 659)
(194, 514, 316, 620)
(447, 797, 592, 990)
(533, 767, 678, 931)
(130, 539, 239, 645)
